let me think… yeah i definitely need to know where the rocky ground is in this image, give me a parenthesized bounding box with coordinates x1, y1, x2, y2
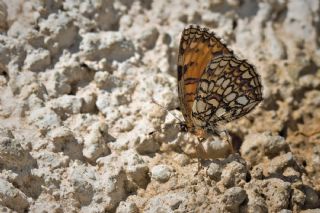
(0, 0, 320, 212)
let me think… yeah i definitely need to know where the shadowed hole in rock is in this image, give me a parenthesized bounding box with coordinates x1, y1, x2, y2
(232, 19, 237, 30)
(279, 125, 288, 138)
(68, 34, 82, 54)
(229, 132, 243, 152)
(0, 69, 9, 82)
(302, 160, 307, 167)
(274, 6, 287, 23)
(246, 172, 251, 182)
(298, 60, 318, 77)
(69, 66, 96, 96)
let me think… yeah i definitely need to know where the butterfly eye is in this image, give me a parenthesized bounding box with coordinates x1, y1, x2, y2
(179, 123, 188, 132)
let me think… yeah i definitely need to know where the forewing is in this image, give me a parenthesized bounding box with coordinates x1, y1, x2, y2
(191, 55, 263, 128)
(177, 25, 232, 129)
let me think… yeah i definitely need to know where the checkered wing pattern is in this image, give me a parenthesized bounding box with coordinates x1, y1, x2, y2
(177, 25, 232, 136)
(177, 25, 263, 138)
(191, 55, 263, 130)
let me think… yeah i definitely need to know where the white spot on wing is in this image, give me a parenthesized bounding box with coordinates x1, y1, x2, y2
(209, 62, 219, 70)
(193, 117, 206, 127)
(222, 79, 230, 88)
(216, 78, 224, 86)
(225, 93, 236, 102)
(208, 98, 219, 107)
(200, 81, 209, 91)
(236, 96, 249, 105)
(223, 86, 232, 96)
(193, 100, 206, 113)
(242, 70, 252, 79)
(216, 108, 226, 117)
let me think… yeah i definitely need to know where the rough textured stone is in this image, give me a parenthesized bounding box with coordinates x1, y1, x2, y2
(0, 0, 319, 212)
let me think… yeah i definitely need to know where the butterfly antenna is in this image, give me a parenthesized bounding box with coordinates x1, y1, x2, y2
(151, 97, 183, 123)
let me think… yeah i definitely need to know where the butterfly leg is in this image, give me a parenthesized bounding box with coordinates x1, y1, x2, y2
(195, 137, 206, 175)
(221, 129, 235, 154)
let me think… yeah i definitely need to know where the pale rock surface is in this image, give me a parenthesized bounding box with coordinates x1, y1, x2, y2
(38, 13, 78, 55)
(27, 107, 61, 133)
(241, 132, 289, 165)
(151, 164, 172, 183)
(0, 0, 7, 32)
(82, 121, 111, 162)
(94, 154, 128, 211)
(0, 178, 29, 212)
(0, 128, 36, 169)
(23, 48, 51, 72)
(116, 201, 139, 213)
(121, 149, 149, 189)
(221, 187, 247, 212)
(80, 31, 135, 62)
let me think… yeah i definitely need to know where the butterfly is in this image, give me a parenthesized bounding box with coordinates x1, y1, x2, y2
(177, 25, 263, 140)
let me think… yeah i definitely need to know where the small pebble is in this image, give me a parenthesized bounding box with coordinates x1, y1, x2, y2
(151, 165, 172, 183)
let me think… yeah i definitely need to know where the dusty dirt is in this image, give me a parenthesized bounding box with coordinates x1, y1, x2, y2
(0, 0, 320, 212)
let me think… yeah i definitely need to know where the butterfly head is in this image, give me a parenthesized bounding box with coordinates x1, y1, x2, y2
(178, 122, 210, 139)
(179, 122, 189, 132)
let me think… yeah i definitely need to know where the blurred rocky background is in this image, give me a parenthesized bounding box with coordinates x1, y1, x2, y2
(0, 0, 319, 212)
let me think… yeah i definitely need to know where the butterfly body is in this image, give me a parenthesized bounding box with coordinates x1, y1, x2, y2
(177, 25, 263, 139)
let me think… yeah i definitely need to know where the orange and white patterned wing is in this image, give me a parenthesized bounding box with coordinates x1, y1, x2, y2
(177, 25, 232, 134)
(191, 55, 263, 130)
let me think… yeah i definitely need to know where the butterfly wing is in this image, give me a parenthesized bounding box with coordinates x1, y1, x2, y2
(177, 25, 232, 131)
(191, 55, 263, 129)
